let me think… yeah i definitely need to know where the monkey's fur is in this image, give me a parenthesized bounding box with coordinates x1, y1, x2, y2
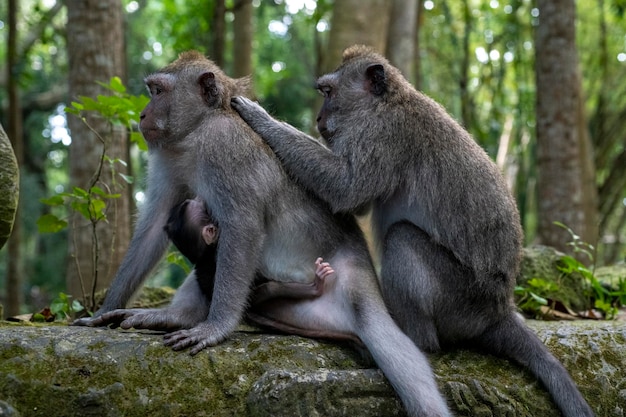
(232, 45, 594, 417)
(74, 51, 451, 417)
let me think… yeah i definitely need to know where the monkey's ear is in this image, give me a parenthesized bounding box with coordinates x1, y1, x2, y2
(365, 64, 387, 96)
(198, 72, 219, 105)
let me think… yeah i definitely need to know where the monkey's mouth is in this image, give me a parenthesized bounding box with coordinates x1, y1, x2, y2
(140, 128, 162, 142)
(318, 127, 332, 141)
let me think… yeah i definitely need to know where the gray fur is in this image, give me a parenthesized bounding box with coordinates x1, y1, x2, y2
(73, 51, 450, 417)
(231, 44, 594, 417)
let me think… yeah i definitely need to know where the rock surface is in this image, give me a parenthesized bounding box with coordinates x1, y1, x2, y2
(0, 123, 19, 250)
(0, 320, 623, 416)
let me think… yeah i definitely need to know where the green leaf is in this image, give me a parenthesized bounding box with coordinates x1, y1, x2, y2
(104, 76, 126, 94)
(71, 200, 91, 220)
(72, 187, 90, 198)
(91, 186, 121, 199)
(78, 96, 100, 111)
(166, 251, 192, 274)
(71, 299, 85, 313)
(130, 131, 148, 151)
(90, 198, 107, 220)
(529, 292, 548, 306)
(40, 195, 65, 206)
(37, 214, 68, 233)
(119, 173, 134, 184)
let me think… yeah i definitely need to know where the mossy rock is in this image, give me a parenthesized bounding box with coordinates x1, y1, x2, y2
(0, 321, 622, 416)
(0, 123, 19, 250)
(518, 245, 590, 311)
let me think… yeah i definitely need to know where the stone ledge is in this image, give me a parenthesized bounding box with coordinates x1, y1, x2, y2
(0, 320, 623, 416)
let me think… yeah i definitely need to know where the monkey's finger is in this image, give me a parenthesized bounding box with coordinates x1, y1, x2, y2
(321, 268, 335, 279)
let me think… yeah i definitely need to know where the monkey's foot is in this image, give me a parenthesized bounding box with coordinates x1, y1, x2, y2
(163, 323, 231, 355)
(72, 316, 102, 327)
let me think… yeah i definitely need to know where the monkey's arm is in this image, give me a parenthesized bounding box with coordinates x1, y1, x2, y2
(232, 97, 395, 213)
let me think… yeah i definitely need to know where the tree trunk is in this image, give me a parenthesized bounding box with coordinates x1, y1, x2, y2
(534, 0, 598, 254)
(66, 0, 131, 308)
(232, 0, 253, 78)
(324, 0, 391, 72)
(413, 0, 425, 90)
(211, 0, 226, 67)
(5, 0, 24, 317)
(386, 0, 417, 82)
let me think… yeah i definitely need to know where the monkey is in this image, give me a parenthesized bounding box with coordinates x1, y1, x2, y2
(231, 45, 594, 417)
(73, 51, 452, 417)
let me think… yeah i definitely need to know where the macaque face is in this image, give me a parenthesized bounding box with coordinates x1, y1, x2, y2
(140, 73, 176, 143)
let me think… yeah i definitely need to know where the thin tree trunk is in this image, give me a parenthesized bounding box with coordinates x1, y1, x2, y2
(534, 0, 598, 254)
(232, 0, 253, 78)
(66, 0, 131, 308)
(413, 0, 425, 89)
(386, 0, 417, 81)
(459, 0, 472, 129)
(212, 0, 226, 67)
(5, 0, 24, 317)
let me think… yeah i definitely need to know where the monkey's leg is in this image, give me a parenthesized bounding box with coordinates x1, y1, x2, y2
(246, 305, 362, 345)
(90, 271, 211, 331)
(251, 257, 332, 304)
(380, 221, 444, 352)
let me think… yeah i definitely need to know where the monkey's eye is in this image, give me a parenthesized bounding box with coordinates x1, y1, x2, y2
(317, 86, 332, 98)
(147, 84, 163, 97)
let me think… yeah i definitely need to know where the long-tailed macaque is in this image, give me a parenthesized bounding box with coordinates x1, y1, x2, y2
(231, 45, 594, 417)
(73, 51, 451, 417)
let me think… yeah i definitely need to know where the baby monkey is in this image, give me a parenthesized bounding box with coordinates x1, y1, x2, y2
(165, 198, 348, 340)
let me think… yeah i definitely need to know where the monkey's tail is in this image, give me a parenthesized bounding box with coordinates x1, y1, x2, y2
(356, 308, 452, 417)
(477, 313, 595, 417)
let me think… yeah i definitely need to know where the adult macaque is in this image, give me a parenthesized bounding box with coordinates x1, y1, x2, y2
(231, 45, 594, 417)
(74, 51, 451, 417)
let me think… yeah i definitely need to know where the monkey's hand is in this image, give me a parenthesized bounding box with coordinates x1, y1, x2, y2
(163, 322, 232, 355)
(231, 96, 273, 130)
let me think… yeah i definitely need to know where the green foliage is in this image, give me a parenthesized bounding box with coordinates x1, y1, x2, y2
(66, 76, 149, 151)
(556, 254, 623, 320)
(37, 186, 121, 234)
(166, 251, 192, 275)
(49, 292, 86, 321)
(37, 77, 146, 235)
(517, 222, 626, 319)
(514, 277, 558, 316)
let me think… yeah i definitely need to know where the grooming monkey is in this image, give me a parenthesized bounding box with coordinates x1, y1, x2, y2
(74, 51, 451, 417)
(231, 45, 594, 417)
